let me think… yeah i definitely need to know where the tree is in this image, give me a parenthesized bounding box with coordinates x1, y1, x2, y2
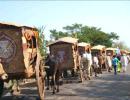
(113, 41, 130, 51)
(49, 23, 119, 47)
(50, 29, 59, 40)
(37, 26, 47, 57)
(63, 23, 82, 38)
(50, 29, 69, 40)
(79, 26, 119, 46)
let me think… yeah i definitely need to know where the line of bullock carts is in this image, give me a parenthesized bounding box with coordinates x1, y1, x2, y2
(0, 23, 130, 100)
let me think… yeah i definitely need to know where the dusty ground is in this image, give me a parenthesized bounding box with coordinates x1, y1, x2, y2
(1, 64, 130, 100)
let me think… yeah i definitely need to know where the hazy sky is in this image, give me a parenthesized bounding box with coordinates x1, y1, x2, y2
(0, 1, 130, 47)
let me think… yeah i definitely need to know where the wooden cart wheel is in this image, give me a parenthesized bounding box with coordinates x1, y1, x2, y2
(35, 55, 46, 100)
(0, 79, 4, 97)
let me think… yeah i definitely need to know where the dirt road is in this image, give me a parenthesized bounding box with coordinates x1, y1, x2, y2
(1, 65, 130, 100)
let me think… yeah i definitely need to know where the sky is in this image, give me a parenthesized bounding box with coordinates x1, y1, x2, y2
(0, 1, 130, 47)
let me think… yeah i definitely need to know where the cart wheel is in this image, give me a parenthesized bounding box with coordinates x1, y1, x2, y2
(0, 79, 4, 97)
(35, 57, 46, 100)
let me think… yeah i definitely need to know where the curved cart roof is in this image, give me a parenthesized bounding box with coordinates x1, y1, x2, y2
(106, 47, 117, 51)
(0, 22, 38, 38)
(48, 37, 78, 46)
(78, 42, 90, 47)
(0, 22, 37, 30)
(121, 49, 129, 54)
(91, 45, 105, 50)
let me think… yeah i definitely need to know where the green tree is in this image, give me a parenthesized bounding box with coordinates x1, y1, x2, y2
(63, 23, 82, 38)
(37, 26, 47, 57)
(49, 23, 119, 47)
(79, 26, 119, 46)
(50, 29, 59, 40)
(50, 29, 69, 40)
(113, 41, 130, 51)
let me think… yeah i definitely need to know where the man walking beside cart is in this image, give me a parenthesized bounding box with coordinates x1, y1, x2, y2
(82, 48, 92, 80)
(92, 54, 99, 77)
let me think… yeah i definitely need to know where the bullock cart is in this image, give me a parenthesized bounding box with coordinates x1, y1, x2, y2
(120, 49, 129, 55)
(78, 42, 91, 56)
(78, 42, 93, 80)
(106, 47, 116, 56)
(91, 45, 106, 56)
(48, 37, 83, 81)
(91, 45, 107, 70)
(0, 22, 45, 100)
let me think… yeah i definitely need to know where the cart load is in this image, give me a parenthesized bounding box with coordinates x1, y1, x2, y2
(48, 37, 79, 70)
(0, 22, 39, 78)
(0, 22, 45, 100)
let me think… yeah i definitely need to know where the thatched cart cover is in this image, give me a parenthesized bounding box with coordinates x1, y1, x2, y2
(106, 47, 116, 51)
(58, 37, 78, 43)
(91, 45, 106, 55)
(106, 47, 116, 56)
(48, 37, 78, 45)
(0, 22, 36, 29)
(0, 22, 38, 78)
(78, 42, 90, 47)
(91, 45, 105, 50)
(48, 37, 79, 69)
(121, 49, 129, 54)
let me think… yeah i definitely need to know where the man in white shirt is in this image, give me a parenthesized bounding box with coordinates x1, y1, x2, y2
(106, 53, 112, 72)
(82, 48, 92, 80)
(92, 54, 99, 77)
(121, 54, 128, 72)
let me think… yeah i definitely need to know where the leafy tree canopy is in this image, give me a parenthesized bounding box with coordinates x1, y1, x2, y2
(37, 26, 47, 57)
(50, 23, 119, 47)
(112, 41, 130, 51)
